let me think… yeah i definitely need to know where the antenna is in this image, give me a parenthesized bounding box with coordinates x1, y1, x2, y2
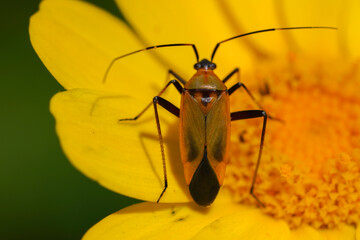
(210, 26, 337, 61)
(103, 43, 199, 83)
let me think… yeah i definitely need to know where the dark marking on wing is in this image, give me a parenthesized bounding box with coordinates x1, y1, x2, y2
(186, 129, 199, 162)
(189, 147, 220, 206)
(211, 136, 225, 162)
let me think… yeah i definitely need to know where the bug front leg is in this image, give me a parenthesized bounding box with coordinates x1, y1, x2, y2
(228, 82, 282, 122)
(222, 68, 279, 121)
(228, 82, 263, 107)
(91, 80, 182, 117)
(152, 96, 180, 203)
(118, 80, 182, 121)
(168, 70, 186, 85)
(222, 68, 240, 83)
(231, 110, 267, 207)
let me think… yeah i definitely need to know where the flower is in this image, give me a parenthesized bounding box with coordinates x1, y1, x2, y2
(30, 0, 360, 239)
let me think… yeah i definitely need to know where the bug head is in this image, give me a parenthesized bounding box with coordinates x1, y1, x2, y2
(194, 59, 217, 70)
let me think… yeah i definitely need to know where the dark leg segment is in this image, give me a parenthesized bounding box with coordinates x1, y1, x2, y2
(223, 67, 266, 112)
(117, 81, 182, 203)
(224, 67, 264, 111)
(231, 110, 267, 207)
(228, 82, 262, 104)
(152, 96, 180, 202)
(229, 82, 282, 121)
(118, 79, 182, 121)
(222, 68, 239, 83)
(168, 70, 186, 85)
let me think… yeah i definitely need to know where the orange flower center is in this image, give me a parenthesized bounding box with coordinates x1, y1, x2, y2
(224, 54, 360, 229)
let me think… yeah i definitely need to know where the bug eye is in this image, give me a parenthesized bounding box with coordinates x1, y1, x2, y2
(194, 63, 201, 70)
(210, 63, 216, 70)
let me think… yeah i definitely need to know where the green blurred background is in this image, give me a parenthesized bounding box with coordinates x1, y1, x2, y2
(1, 1, 139, 239)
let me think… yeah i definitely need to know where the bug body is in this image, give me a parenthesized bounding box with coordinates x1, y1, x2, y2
(104, 27, 336, 207)
(179, 60, 230, 205)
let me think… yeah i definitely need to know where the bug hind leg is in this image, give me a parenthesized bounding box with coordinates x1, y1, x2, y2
(231, 110, 267, 207)
(118, 79, 182, 122)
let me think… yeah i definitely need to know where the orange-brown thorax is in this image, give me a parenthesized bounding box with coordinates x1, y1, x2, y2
(184, 70, 227, 115)
(185, 69, 227, 91)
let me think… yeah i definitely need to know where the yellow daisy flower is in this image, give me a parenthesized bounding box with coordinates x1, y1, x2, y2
(30, 0, 360, 239)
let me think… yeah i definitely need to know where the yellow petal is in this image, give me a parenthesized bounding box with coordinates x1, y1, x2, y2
(290, 225, 356, 240)
(83, 197, 268, 240)
(192, 207, 290, 240)
(277, 0, 339, 57)
(30, 0, 167, 92)
(341, 0, 360, 58)
(318, 224, 355, 240)
(116, 0, 255, 79)
(50, 88, 189, 203)
(217, 0, 290, 58)
(289, 225, 322, 240)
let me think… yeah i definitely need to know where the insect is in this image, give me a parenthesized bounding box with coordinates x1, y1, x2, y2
(103, 26, 336, 206)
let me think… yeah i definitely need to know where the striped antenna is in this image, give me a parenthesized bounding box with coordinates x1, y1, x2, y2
(103, 43, 199, 83)
(211, 26, 337, 61)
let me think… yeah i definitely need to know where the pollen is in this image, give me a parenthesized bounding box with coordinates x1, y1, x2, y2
(224, 54, 360, 229)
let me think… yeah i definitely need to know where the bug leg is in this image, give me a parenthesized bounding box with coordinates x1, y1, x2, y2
(231, 110, 267, 207)
(222, 68, 240, 83)
(152, 96, 180, 203)
(91, 80, 182, 117)
(118, 80, 182, 121)
(168, 70, 186, 85)
(228, 82, 262, 105)
(228, 82, 282, 122)
(106, 79, 181, 202)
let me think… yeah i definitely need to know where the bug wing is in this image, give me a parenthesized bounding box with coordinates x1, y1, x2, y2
(179, 91, 205, 185)
(206, 92, 231, 186)
(179, 91, 230, 206)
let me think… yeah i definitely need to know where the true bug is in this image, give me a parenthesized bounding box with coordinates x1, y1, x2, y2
(103, 26, 336, 206)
